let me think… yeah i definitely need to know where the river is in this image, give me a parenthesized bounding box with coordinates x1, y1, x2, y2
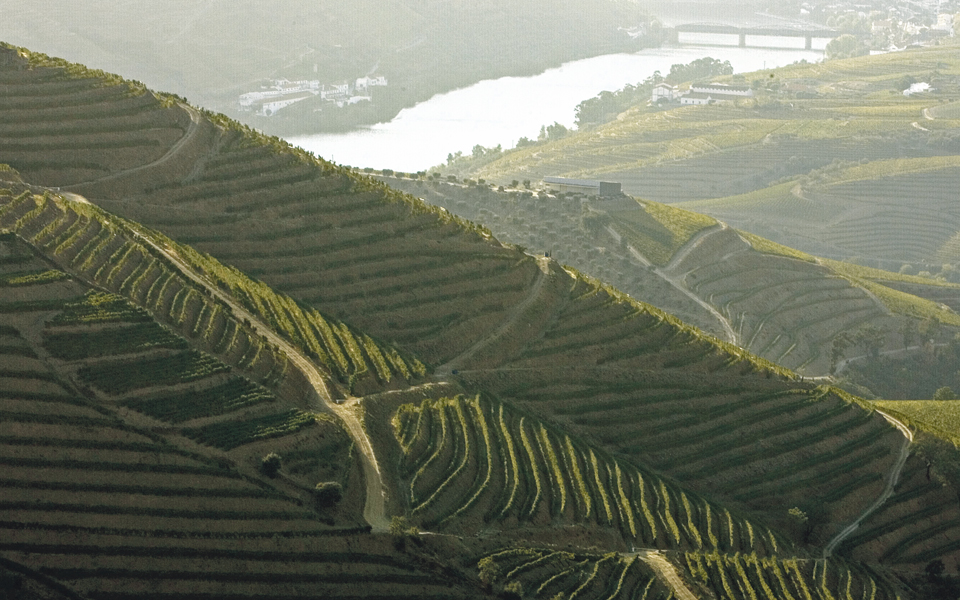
(288, 45, 822, 172)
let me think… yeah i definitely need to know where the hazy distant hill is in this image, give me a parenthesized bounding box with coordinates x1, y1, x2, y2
(0, 0, 652, 134)
(455, 45, 960, 271)
(1, 43, 958, 599)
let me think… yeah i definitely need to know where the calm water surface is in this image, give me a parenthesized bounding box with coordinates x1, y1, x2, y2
(289, 46, 822, 172)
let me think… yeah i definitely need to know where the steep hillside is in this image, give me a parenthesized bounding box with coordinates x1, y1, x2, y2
(380, 175, 960, 379)
(0, 45, 956, 598)
(0, 182, 921, 599)
(0, 188, 488, 598)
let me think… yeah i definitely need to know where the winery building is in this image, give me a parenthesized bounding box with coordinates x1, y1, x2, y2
(543, 177, 622, 197)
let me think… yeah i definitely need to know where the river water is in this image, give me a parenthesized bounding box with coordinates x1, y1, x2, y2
(288, 45, 822, 172)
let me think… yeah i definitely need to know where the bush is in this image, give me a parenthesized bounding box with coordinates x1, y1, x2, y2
(934, 386, 957, 400)
(261, 452, 282, 478)
(314, 481, 344, 506)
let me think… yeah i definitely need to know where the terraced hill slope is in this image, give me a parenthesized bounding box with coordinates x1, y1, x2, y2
(0, 177, 925, 599)
(680, 156, 960, 268)
(448, 44, 960, 271)
(0, 45, 957, 598)
(0, 189, 488, 598)
(380, 175, 960, 378)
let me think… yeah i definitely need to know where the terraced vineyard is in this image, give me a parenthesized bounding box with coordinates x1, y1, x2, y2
(0, 224, 484, 598)
(460, 272, 912, 542)
(1, 45, 957, 598)
(394, 394, 786, 555)
(681, 159, 960, 268)
(383, 176, 960, 375)
(680, 551, 903, 600)
(478, 548, 675, 600)
(0, 188, 424, 397)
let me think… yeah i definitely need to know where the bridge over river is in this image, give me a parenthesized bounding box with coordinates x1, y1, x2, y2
(675, 23, 837, 50)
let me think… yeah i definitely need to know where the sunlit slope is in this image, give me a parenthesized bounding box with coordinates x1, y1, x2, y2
(383, 176, 960, 375)
(680, 156, 960, 267)
(0, 199, 485, 598)
(467, 45, 960, 197)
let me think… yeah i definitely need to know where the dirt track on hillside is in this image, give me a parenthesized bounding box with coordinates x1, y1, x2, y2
(822, 410, 913, 558)
(437, 255, 550, 374)
(633, 550, 699, 600)
(62, 192, 391, 532)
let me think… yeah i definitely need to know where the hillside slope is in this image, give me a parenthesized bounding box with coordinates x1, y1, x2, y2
(0, 44, 957, 598)
(380, 175, 960, 378)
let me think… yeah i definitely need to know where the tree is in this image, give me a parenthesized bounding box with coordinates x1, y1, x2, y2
(895, 75, 917, 92)
(925, 559, 945, 581)
(830, 333, 852, 374)
(825, 34, 869, 60)
(934, 386, 957, 400)
(260, 452, 281, 478)
(314, 481, 344, 506)
(854, 325, 885, 359)
(477, 557, 501, 588)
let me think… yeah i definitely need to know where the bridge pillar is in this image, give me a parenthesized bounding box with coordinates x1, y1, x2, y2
(805, 36, 812, 50)
(739, 33, 746, 47)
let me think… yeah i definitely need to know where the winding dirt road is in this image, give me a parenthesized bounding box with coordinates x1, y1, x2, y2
(69, 102, 202, 188)
(822, 410, 913, 558)
(656, 223, 739, 344)
(437, 255, 550, 375)
(633, 550, 699, 600)
(61, 192, 391, 531)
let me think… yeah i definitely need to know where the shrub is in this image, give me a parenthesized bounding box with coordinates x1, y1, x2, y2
(933, 386, 957, 400)
(314, 481, 344, 506)
(261, 452, 282, 478)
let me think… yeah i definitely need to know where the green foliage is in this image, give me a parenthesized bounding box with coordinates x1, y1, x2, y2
(43, 321, 188, 360)
(0, 269, 69, 286)
(77, 350, 229, 395)
(121, 378, 274, 423)
(934, 386, 957, 401)
(393, 394, 786, 552)
(261, 453, 282, 478)
(183, 409, 316, 450)
(479, 549, 669, 600)
(314, 481, 344, 506)
(682, 551, 901, 600)
(52, 291, 151, 325)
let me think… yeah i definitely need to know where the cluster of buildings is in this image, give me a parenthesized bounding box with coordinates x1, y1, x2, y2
(238, 75, 387, 117)
(651, 82, 754, 106)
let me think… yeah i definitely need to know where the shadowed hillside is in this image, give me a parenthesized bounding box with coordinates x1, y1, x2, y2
(380, 175, 960, 379)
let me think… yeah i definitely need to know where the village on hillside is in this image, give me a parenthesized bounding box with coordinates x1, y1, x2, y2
(238, 75, 388, 117)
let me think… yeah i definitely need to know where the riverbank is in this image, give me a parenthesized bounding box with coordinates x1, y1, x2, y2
(288, 45, 822, 172)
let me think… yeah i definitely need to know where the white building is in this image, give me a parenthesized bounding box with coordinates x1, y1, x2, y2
(689, 83, 753, 97)
(651, 83, 678, 102)
(355, 75, 388, 93)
